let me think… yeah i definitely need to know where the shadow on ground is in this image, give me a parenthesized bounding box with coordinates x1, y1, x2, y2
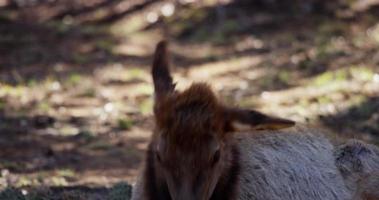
(321, 97, 379, 143)
(1, 0, 379, 197)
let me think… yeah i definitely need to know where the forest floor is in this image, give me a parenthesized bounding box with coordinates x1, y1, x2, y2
(0, 0, 379, 199)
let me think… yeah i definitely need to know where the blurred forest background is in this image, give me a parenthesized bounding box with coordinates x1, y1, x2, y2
(0, 0, 379, 199)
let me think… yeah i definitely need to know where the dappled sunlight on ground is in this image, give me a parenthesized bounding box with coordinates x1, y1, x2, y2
(1, 1, 379, 198)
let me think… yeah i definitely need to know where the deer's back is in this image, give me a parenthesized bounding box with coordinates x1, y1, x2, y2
(236, 127, 352, 200)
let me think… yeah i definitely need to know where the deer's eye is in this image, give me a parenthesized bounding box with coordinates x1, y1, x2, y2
(211, 150, 221, 166)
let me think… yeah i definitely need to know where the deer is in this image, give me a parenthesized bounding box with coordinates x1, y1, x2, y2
(131, 41, 379, 200)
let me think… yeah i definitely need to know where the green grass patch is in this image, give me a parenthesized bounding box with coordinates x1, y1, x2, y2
(0, 85, 25, 97)
(350, 67, 375, 81)
(168, 7, 207, 36)
(317, 20, 346, 41)
(66, 73, 82, 86)
(77, 88, 97, 97)
(72, 54, 90, 64)
(37, 101, 51, 113)
(59, 125, 80, 136)
(138, 98, 153, 115)
(311, 66, 374, 86)
(278, 70, 291, 83)
(0, 99, 5, 110)
(0, 161, 22, 171)
(117, 118, 134, 130)
(86, 141, 113, 150)
(26, 79, 37, 88)
(55, 169, 75, 178)
(95, 40, 116, 54)
(76, 130, 96, 141)
(124, 68, 145, 81)
(46, 21, 73, 35)
(132, 84, 153, 96)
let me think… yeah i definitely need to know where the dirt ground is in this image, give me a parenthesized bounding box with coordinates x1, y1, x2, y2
(0, 0, 379, 199)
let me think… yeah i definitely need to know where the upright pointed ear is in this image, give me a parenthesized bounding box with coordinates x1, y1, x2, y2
(224, 107, 295, 131)
(152, 41, 175, 100)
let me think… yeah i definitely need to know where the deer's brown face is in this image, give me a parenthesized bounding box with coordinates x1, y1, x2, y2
(152, 84, 232, 200)
(149, 41, 295, 200)
(154, 132, 228, 200)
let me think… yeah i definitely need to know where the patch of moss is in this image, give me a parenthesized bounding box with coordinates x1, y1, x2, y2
(46, 21, 72, 35)
(350, 67, 374, 81)
(108, 182, 132, 200)
(117, 118, 134, 130)
(80, 25, 108, 36)
(76, 130, 96, 141)
(311, 66, 374, 86)
(135, 85, 153, 96)
(278, 70, 291, 83)
(0, 85, 25, 97)
(168, 7, 207, 35)
(125, 68, 145, 81)
(77, 88, 96, 97)
(0, 188, 25, 200)
(26, 79, 37, 88)
(37, 101, 51, 113)
(95, 40, 115, 54)
(317, 20, 346, 40)
(72, 54, 90, 64)
(317, 70, 341, 86)
(138, 98, 153, 115)
(86, 141, 113, 150)
(67, 73, 82, 86)
(0, 161, 23, 171)
(316, 96, 332, 104)
(56, 169, 75, 178)
(0, 99, 5, 110)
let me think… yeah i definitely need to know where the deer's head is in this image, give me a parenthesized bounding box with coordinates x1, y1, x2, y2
(149, 41, 295, 200)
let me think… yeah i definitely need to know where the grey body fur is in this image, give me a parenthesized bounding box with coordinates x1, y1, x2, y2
(132, 127, 379, 200)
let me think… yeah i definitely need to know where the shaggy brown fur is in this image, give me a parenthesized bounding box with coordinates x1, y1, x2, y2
(137, 40, 295, 200)
(148, 83, 239, 200)
(154, 83, 229, 149)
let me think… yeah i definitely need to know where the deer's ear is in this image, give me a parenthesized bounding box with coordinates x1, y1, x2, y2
(224, 107, 295, 131)
(152, 41, 175, 101)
